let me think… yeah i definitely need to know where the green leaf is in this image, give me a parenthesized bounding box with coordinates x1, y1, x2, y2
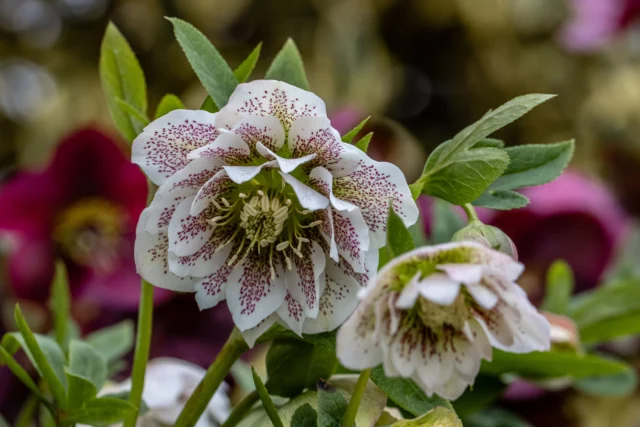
(266, 339, 338, 398)
(370, 366, 452, 417)
(168, 17, 238, 109)
(354, 132, 373, 153)
(410, 182, 424, 200)
(480, 350, 630, 379)
(464, 408, 532, 427)
(386, 204, 415, 259)
(85, 320, 134, 364)
(0, 413, 9, 427)
(423, 148, 510, 205)
(154, 94, 185, 119)
(317, 379, 349, 427)
(579, 311, 640, 345)
(49, 262, 71, 350)
(341, 117, 370, 143)
(473, 138, 505, 149)
(472, 190, 529, 210)
(436, 94, 555, 165)
(67, 340, 108, 391)
(391, 407, 462, 426)
(431, 198, 465, 244)
(115, 97, 150, 127)
(200, 95, 219, 113)
(235, 43, 262, 83)
(541, 260, 574, 315)
(63, 397, 137, 425)
(265, 38, 310, 90)
(575, 368, 638, 397)
(291, 403, 318, 427)
(252, 366, 284, 427)
(12, 306, 67, 407)
(101, 391, 149, 416)
(408, 219, 429, 247)
(100, 22, 148, 143)
(489, 140, 574, 191)
(452, 375, 506, 419)
(66, 373, 98, 411)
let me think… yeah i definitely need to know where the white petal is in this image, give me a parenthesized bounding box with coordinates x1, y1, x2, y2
(229, 115, 285, 153)
(333, 153, 419, 249)
(465, 283, 499, 310)
(225, 253, 287, 331)
(241, 314, 278, 348)
(222, 80, 327, 130)
(388, 322, 420, 377)
(223, 161, 277, 184)
(289, 116, 360, 176)
(194, 263, 234, 310)
(309, 167, 358, 212)
(256, 141, 316, 173)
(336, 301, 382, 370)
(279, 172, 329, 211)
(132, 109, 227, 185)
(466, 318, 493, 361)
(167, 196, 213, 257)
(433, 374, 472, 400)
(168, 227, 235, 278)
(331, 207, 370, 273)
(395, 272, 422, 309)
(472, 305, 517, 351)
(313, 204, 338, 262)
(191, 169, 235, 216)
(187, 130, 251, 164)
(438, 264, 484, 285)
(285, 240, 326, 318)
(277, 293, 306, 336)
(417, 273, 461, 306)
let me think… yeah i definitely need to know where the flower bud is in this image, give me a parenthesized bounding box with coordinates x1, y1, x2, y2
(452, 223, 518, 260)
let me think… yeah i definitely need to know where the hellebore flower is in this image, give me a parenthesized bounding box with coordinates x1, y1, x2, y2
(0, 129, 167, 314)
(133, 80, 418, 344)
(78, 358, 230, 427)
(336, 242, 550, 400)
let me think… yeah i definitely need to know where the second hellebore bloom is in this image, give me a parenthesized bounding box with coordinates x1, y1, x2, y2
(133, 80, 418, 344)
(337, 242, 550, 399)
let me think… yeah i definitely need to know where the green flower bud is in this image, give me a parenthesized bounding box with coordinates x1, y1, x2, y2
(452, 222, 518, 260)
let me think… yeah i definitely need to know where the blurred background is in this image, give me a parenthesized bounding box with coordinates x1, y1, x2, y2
(2, 0, 640, 425)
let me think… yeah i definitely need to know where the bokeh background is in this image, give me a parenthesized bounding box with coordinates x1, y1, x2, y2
(2, 0, 640, 425)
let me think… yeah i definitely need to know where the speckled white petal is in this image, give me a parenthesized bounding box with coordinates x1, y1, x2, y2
(194, 262, 234, 311)
(167, 196, 213, 257)
(241, 314, 278, 348)
(256, 141, 316, 173)
(191, 169, 235, 216)
(168, 227, 234, 278)
(277, 293, 306, 336)
(286, 241, 326, 318)
(336, 300, 383, 370)
(279, 172, 329, 211)
(187, 130, 251, 164)
(223, 161, 277, 184)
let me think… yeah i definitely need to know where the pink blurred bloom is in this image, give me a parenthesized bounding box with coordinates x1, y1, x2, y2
(0, 128, 172, 313)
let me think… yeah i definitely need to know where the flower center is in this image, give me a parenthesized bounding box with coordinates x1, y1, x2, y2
(239, 191, 289, 247)
(417, 293, 469, 331)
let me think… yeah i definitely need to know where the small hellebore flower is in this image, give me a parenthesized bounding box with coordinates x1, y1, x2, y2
(337, 242, 550, 400)
(0, 129, 168, 314)
(78, 358, 230, 427)
(133, 80, 418, 344)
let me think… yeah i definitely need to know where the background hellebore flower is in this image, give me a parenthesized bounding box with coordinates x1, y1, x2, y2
(133, 80, 418, 345)
(0, 129, 171, 321)
(337, 242, 550, 400)
(78, 358, 231, 427)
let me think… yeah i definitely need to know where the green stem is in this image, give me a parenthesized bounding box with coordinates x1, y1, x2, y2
(342, 368, 371, 427)
(461, 203, 481, 224)
(174, 328, 249, 427)
(220, 391, 259, 427)
(123, 280, 154, 427)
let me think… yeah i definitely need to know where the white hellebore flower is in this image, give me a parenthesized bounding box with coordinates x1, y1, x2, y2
(337, 242, 550, 400)
(132, 80, 418, 345)
(79, 358, 230, 427)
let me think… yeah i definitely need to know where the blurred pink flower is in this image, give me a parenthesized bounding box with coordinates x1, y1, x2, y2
(0, 128, 172, 315)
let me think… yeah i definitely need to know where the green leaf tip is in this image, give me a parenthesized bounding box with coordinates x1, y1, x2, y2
(341, 116, 370, 143)
(265, 38, 310, 90)
(235, 42, 262, 83)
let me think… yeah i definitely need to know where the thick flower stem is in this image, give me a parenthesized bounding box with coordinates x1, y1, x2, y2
(174, 328, 249, 427)
(462, 203, 481, 224)
(123, 280, 154, 427)
(342, 368, 371, 427)
(220, 391, 259, 427)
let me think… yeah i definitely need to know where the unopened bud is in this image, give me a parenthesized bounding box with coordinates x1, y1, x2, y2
(452, 223, 518, 260)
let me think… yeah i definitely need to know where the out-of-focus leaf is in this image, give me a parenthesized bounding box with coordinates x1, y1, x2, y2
(391, 407, 462, 426)
(154, 94, 185, 119)
(66, 374, 98, 411)
(265, 38, 309, 90)
(575, 368, 638, 397)
(473, 190, 529, 210)
(85, 320, 134, 364)
(541, 260, 574, 315)
(63, 397, 137, 425)
(452, 375, 506, 419)
(463, 408, 532, 427)
(317, 379, 349, 427)
(0, 345, 47, 401)
(291, 403, 318, 427)
(168, 17, 238, 109)
(387, 204, 415, 259)
(115, 98, 150, 127)
(342, 117, 370, 143)
(235, 43, 262, 83)
(100, 22, 148, 142)
(431, 198, 465, 244)
(253, 367, 284, 427)
(49, 262, 70, 350)
(0, 413, 9, 427)
(67, 340, 107, 391)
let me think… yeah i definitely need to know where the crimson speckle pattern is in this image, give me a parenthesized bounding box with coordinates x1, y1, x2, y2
(291, 125, 345, 171)
(234, 88, 319, 130)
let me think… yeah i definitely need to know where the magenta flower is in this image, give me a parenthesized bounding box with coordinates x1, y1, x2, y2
(0, 128, 171, 312)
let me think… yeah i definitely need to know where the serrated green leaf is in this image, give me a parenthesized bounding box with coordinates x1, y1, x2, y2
(480, 350, 630, 379)
(265, 38, 309, 90)
(370, 366, 452, 417)
(67, 340, 107, 391)
(49, 261, 70, 351)
(354, 132, 373, 153)
(387, 204, 415, 258)
(391, 407, 462, 426)
(253, 367, 284, 427)
(575, 368, 638, 397)
(436, 94, 555, 165)
(472, 190, 529, 210)
(168, 17, 238, 109)
(85, 320, 134, 364)
(341, 117, 370, 143)
(266, 339, 338, 398)
(430, 198, 465, 244)
(235, 43, 262, 83)
(541, 261, 574, 315)
(12, 306, 67, 408)
(100, 22, 147, 143)
(291, 403, 318, 427)
(317, 379, 349, 427)
(154, 94, 185, 119)
(115, 97, 150, 128)
(63, 397, 137, 425)
(473, 138, 505, 149)
(489, 140, 574, 191)
(423, 148, 510, 205)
